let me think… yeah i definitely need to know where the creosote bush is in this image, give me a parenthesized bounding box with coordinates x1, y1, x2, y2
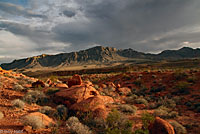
(11, 99, 25, 109)
(0, 111, 4, 119)
(66, 116, 92, 134)
(169, 121, 187, 134)
(23, 90, 48, 105)
(118, 104, 137, 114)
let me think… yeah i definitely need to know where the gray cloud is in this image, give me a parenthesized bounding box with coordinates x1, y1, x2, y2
(1, 0, 200, 63)
(0, 2, 46, 18)
(62, 10, 76, 17)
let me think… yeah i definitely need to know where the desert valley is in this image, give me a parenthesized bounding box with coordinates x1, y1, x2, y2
(0, 46, 200, 134)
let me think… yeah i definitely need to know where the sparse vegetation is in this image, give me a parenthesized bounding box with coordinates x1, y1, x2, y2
(23, 90, 48, 105)
(12, 83, 24, 91)
(11, 99, 25, 109)
(134, 112, 155, 134)
(66, 116, 92, 134)
(118, 104, 137, 114)
(39, 106, 55, 116)
(22, 115, 44, 129)
(105, 109, 133, 134)
(169, 121, 187, 134)
(55, 105, 68, 120)
(134, 98, 148, 106)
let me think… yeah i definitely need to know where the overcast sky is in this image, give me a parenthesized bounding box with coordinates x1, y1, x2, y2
(0, 0, 200, 63)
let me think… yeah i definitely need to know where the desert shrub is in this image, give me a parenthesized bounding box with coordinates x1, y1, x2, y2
(157, 98, 176, 109)
(175, 81, 190, 94)
(39, 106, 55, 116)
(168, 111, 179, 118)
(66, 116, 92, 134)
(22, 115, 44, 129)
(174, 72, 188, 80)
(11, 99, 25, 109)
(55, 105, 68, 120)
(125, 94, 138, 104)
(153, 106, 169, 119)
(133, 79, 142, 87)
(118, 104, 137, 114)
(134, 98, 148, 106)
(106, 109, 133, 134)
(134, 112, 155, 134)
(23, 90, 48, 105)
(150, 86, 165, 93)
(12, 83, 24, 91)
(169, 121, 187, 134)
(0, 111, 4, 119)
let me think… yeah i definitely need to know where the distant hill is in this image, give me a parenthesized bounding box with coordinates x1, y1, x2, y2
(1, 46, 200, 70)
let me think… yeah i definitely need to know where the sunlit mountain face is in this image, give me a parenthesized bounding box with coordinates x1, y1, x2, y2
(0, 0, 200, 63)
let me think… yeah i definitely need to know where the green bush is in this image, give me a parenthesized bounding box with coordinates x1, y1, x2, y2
(0, 111, 4, 119)
(22, 115, 44, 129)
(118, 104, 137, 114)
(134, 112, 155, 134)
(106, 109, 133, 134)
(11, 99, 25, 109)
(169, 121, 187, 134)
(134, 98, 148, 106)
(23, 90, 48, 105)
(66, 116, 92, 134)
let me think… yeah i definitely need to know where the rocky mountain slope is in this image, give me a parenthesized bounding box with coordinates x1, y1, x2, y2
(1, 46, 200, 70)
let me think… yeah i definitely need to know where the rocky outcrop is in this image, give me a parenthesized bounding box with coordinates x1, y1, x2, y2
(68, 74, 82, 88)
(54, 84, 99, 107)
(149, 117, 175, 134)
(70, 95, 114, 119)
(32, 80, 45, 88)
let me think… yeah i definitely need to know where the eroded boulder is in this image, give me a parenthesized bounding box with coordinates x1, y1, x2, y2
(149, 117, 175, 134)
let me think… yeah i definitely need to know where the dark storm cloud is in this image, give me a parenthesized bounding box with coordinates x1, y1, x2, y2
(52, 0, 200, 51)
(62, 10, 76, 17)
(0, 2, 46, 18)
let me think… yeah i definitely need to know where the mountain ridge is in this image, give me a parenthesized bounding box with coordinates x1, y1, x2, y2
(1, 46, 200, 70)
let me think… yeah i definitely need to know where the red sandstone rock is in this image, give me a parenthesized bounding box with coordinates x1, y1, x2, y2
(32, 80, 45, 88)
(149, 117, 175, 134)
(55, 83, 68, 88)
(68, 74, 82, 88)
(54, 84, 99, 107)
(70, 95, 113, 119)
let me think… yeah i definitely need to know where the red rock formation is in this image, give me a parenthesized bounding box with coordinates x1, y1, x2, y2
(68, 74, 82, 88)
(54, 84, 99, 107)
(55, 83, 68, 88)
(149, 117, 175, 134)
(32, 80, 45, 88)
(70, 95, 114, 119)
